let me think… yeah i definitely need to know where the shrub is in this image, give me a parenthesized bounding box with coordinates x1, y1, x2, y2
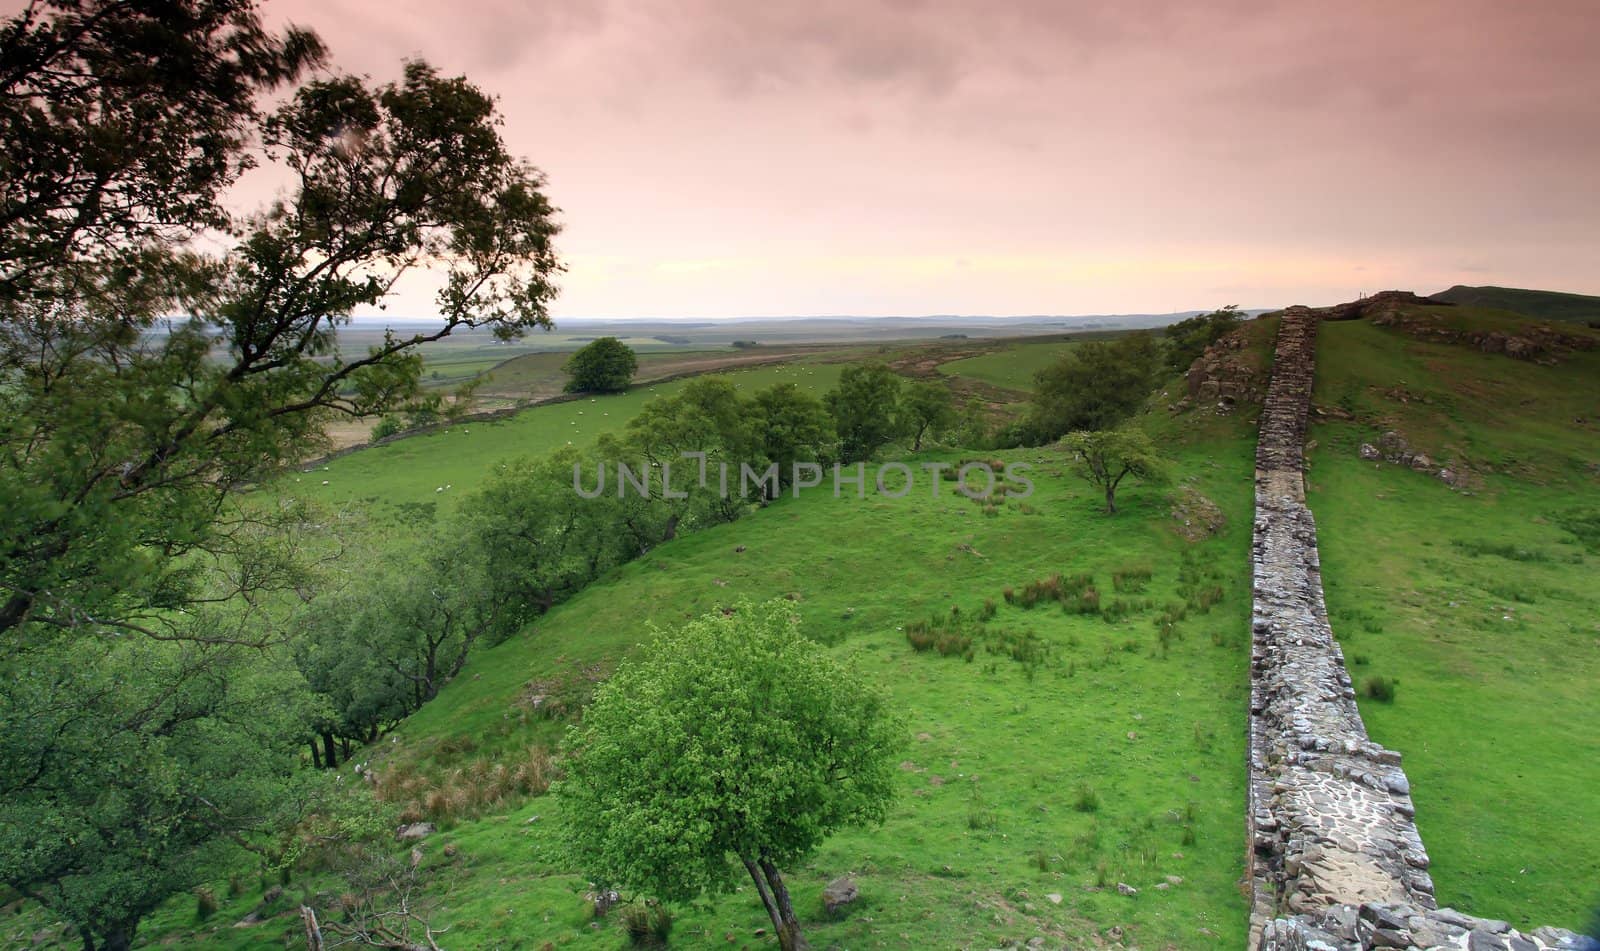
(1112, 566, 1153, 593)
(194, 886, 218, 922)
(1363, 676, 1397, 703)
(620, 904, 673, 947)
(1064, 587, 1100, 615)
(370, 415, 404, 440)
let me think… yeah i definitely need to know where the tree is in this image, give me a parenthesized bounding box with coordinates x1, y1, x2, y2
(0, 634, 316, 951)
(1059, 428, 1167, 514)
(0, 0, 326, 300)
(621, 376, 764, 527)
(562, 337, 637, 393)
(899, 380, 956, 451)
(562, 600, 901, 951)
(751, 382, 833, 491)
(293, 539, 503, 766)
(1026, 333, 1161, 444)
(1163, 305, 1241, 372)
(824, 363, 904, 461)
(0, 37, 562, 641)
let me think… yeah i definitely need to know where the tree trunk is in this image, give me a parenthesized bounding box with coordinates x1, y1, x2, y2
(1104, 483, 1117, 514)
(322, 731, 337, 769)
(310, 739, 323, 769)
(101, 923, 135, 951)
(663, 512, 681, 542)
(741, 855, 783, 936)
(758, 857, 809, 951)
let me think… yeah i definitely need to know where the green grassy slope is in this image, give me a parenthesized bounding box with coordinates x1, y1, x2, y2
(1305, 307, 1600, 928)
(277, 363, 846, 518)
(1429, 285, 1600, 325)
(169, 401, 1259, 950)
(936, 340, 1080, 393)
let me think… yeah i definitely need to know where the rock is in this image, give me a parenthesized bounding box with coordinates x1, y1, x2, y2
(1115, 882, 1138, 896)
(1429, 908, 1478, 929)
(1027, 938, 1047, 949)
(1165, 875, 1183, 886)
(822, 876, 859, 916)
(232, 912, 262, 928)
(261, 886, 284, 904)
(591, 889, 620, 916)
(1045, 893, 1062, 905)
(1370, 927, 1412, 948)
(1359, 443, 1381, 460)
(1467, 929, 1511, 951)
(395, 822, 435, 841)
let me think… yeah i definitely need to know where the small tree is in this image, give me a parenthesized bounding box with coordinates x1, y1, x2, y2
(899, 380, 956, 451)
(1027, 333, 1161, 443)
(562, 600, 901, 951)
(1060, 428, 1167, 514)
(563, 337, 638, 393)
(824, 363, 904, 461)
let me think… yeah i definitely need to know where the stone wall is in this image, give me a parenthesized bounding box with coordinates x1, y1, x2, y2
(1246, 308, 1597, 951)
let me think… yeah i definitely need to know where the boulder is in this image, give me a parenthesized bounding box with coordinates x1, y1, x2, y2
(822, 876, 859, 916)
(395, 822, 435, 841)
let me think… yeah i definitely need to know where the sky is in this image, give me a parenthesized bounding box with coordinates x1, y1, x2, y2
(242, 0, 1600, 318)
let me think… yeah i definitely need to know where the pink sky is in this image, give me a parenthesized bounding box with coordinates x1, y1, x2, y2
(254, 0, 1598, 317)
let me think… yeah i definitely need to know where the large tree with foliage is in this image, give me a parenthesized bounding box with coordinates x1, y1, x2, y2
(562, 336, 637, 393)
(1060, 428, 1167, 514)
(824, 363, 904, 461)
(0, 635, 317, 951)
(750, 381, 832, 491)
(0, 2, 563, 945)
(562, 600, 901, 951)
(619, 376, 764, 527)
(0, 3, 562, 641)
(1026, 333, 1161, 443)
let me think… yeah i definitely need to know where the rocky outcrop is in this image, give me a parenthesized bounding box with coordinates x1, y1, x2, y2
(1247, 306, 1597, 950)
(1185, 326, 1271, 410)
(1366, 308, 1596, 364)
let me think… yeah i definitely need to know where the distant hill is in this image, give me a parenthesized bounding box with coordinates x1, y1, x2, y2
(1430, 284, 1600, 325)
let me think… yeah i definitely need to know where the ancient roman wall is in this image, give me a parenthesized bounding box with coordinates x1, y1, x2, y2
(1246, 308, 1596, 951)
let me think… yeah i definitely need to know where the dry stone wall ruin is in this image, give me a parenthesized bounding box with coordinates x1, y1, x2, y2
(1247, 307, 1597, 951)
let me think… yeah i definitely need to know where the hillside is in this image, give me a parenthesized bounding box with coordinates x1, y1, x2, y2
(1429, 284, 1600, 325)
(18, 305, 1598, 951)
(1304, 303, 1600, 926)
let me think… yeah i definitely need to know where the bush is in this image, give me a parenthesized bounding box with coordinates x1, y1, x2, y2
(1362, 675, 1397, 703)
(620, 903, 673, 947)
(194, 886, 218, 922)
(370, 415, 403, 440)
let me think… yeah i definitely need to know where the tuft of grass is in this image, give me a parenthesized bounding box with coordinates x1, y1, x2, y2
(1072, 782, 1101, 813)
(620, 904, 673, 947)
(1113, 566, 1153, 593)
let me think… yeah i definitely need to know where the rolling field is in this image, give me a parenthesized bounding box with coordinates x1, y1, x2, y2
(937, 340, 1080, 392)
(1305, 310, 1600, 928)
(148, 401, 1261, 950)
(277, 363, 849, 519)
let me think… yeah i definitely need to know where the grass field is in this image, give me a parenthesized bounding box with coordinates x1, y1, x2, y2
(139, 393, 1262, 950)
(279, 362, 848, 520)
(937, 340, 1079, 392)
(1305, 309, 1600, 929)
